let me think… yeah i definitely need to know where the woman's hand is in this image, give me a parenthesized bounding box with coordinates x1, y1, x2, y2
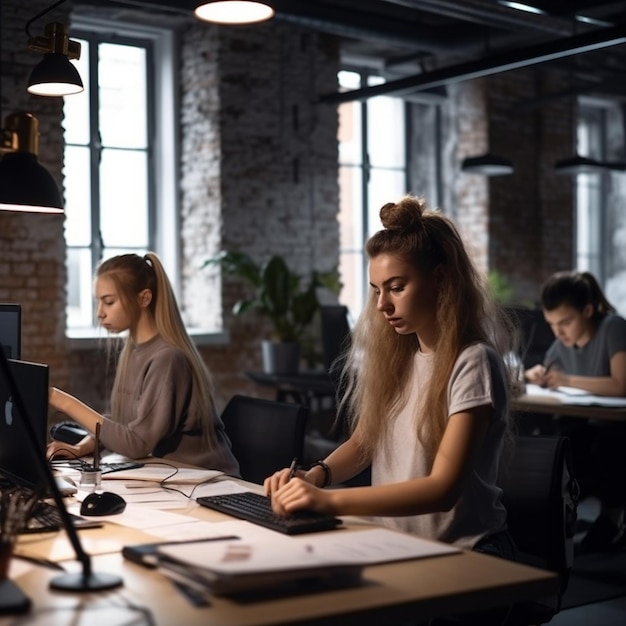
(46, 435, 95, 461)
(525, 364, 547, 384)
(269, 477, 335, 517)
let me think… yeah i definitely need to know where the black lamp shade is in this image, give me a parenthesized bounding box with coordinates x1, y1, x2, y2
(0, 152, 63, 213)
(461, 153, 514, 176)
(27, 53, 84, 97)
(554, 154, 605, 175)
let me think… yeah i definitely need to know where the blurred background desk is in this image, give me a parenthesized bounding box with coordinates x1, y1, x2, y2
(245, 370, 335, 408)
(512, 389, 626, 422)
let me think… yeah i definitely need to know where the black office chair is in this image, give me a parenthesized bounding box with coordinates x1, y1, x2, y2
(319, 305, 352, 373)
(220, 395, 309, 485)
(499, 435, 579, 626)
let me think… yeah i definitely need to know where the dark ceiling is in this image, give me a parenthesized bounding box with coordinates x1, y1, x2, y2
(81, 0, 626, 103)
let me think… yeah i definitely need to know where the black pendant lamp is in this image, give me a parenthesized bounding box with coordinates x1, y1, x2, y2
(461, 152, 514, 176)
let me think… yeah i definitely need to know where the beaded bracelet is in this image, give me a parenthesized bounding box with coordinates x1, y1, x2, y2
(309, 460, 332, 488)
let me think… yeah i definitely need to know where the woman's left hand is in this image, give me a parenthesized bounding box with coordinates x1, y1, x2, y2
(270, 477, 334, 517)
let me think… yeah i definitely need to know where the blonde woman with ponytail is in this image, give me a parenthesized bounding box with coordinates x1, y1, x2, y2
(47, 252, 239, 475)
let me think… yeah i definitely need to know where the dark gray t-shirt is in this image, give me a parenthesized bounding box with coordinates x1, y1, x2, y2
(544, 314, 626, 376)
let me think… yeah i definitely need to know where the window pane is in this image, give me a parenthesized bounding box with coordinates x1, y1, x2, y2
(367, 169, 407, 237)
(339, 250, 365, 318)
(339, 165, 363, 250)
(100, 149, 149, 247)
(63, 39, 90, 145)
(99, 43, 148, 148)
(66, 248, 95, 329)
(63, 145, 92, 246)
(367, 94, 405, 168)
(339, 100, 362, 165)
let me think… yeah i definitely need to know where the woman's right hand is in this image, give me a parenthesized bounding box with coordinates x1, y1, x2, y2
(46, 435, 95, 461)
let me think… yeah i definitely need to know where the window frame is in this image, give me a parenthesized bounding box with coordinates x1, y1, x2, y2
(65, 16, 180, 338)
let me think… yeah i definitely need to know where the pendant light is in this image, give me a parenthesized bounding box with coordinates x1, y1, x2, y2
(553, 154, 606, 175)
(0, 112, 63, 213)
(25, 0, 83, 97)
(194, 1, 275, 25)
(461, 152, 514, 176)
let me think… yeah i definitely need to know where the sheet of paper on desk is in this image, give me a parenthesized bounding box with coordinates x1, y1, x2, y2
(525, 384, 626, 407)
(103, 465, 225, 484)
(289, 528, 461, 564)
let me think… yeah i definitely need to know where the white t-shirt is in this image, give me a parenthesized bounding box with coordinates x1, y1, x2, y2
(371, 342, 509, 549)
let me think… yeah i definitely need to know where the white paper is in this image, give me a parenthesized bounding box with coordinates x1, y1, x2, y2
(157, 527, 460, 574)
(524, 384, 626, 407)
(103, 464, 226, 484)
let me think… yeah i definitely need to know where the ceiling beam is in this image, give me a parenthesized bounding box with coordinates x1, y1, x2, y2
(320, 23, 626, 103)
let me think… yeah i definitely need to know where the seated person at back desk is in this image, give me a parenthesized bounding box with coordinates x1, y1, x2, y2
(46, 252, 239, 476)
(266, 197, 518, 593)
(525, 270, 626, 552)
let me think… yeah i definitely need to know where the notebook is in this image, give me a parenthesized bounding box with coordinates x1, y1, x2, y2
(0, 358, 49, 491)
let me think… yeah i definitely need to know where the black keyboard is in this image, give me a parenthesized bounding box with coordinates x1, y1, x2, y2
(20, 500, 103, 534)
(196, 491, 342, 535)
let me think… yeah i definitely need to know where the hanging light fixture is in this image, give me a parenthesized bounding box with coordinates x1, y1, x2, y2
(554, 154, 606, 175)
(24, 0, 82, 97)
(0, 112, 63, 213)
(194, 1, 275, 25)
(461, 152, 514, 176)
(27, 21, 83, 96)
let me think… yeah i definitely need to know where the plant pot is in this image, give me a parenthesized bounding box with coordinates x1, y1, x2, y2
(261, 341, 300, 375)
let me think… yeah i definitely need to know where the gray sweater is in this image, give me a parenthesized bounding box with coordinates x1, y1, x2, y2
(99, 335, 240, 475)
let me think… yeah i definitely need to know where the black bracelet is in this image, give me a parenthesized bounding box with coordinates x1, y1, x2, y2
(309, 460, 332, 488)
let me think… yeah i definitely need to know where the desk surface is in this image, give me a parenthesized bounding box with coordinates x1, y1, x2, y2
(8, 477, 557, 626)
(512, 391, 626, 421)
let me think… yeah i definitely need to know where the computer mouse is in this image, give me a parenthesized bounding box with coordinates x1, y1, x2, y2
(80, 491, 127, 516)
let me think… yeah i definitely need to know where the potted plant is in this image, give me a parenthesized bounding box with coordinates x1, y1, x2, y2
(203, 250, 341, 374)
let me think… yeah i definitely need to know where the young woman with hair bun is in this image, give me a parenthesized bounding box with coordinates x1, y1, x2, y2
(265, 195, 517, 564)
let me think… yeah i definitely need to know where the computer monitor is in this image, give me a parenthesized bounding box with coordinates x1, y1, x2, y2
(0, 359, 49, 491)
(0, 303, 21, 360)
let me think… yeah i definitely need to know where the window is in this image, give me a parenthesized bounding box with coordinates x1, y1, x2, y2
(576, 100, 626, 316)
(63, 17, 177, 334)
(338, 69, 408, 317)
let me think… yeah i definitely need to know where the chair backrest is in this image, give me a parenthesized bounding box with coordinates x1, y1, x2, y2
(221, 395, 309, 485)
(499, 435, 579, 605)
(319, 305, 351, 373)
(506, 306, 555, 369)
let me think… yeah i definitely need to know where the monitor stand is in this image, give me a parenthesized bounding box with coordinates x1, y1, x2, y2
(0, 579, 30, 615)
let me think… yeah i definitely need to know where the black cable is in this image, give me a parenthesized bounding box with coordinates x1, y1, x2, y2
(25, 0, 68, 38)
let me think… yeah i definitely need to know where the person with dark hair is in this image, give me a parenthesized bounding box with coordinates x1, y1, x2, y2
(526, 270, 626, 552)
(265, 195, 518, 560)
(47, 252, 240, 475)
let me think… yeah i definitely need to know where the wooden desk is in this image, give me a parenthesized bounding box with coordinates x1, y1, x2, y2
(7, 481, 558, 625)
(512, 391, 626, 422)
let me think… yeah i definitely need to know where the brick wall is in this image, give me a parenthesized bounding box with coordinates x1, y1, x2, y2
(0, 1, 69, 388)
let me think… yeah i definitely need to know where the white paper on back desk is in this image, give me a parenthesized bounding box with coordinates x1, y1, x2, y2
(156, 527, 460, 595)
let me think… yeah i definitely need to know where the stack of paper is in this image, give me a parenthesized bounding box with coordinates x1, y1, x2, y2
(152, 527, 460, 596)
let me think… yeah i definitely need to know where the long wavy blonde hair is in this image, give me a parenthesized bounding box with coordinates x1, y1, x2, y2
(340, 196, 515, 464)
(98, 252, 218, 450)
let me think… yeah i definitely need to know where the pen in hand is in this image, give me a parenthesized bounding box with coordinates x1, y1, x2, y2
(288, 457, 300, 481)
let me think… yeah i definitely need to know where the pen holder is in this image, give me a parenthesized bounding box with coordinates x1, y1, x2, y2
(79, 468, 102, 494)
(0, 486, 39, 579)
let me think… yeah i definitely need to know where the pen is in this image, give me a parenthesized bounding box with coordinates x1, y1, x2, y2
(93, 422, 101, 471)
(288, 457, 299, 480)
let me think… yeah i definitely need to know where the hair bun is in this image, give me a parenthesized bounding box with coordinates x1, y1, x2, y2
(379, 196, 426, 231)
